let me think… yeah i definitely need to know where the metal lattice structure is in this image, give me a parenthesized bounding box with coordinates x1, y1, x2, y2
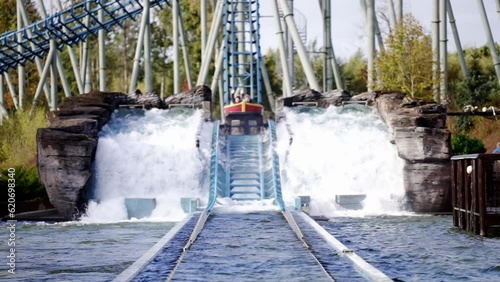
(222, 0, 263, 105)
(0, 0, 169, 74)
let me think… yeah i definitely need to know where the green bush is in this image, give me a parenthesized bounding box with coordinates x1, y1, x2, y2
(0, 166, 47, 202)
(451, 133, 486, 155)
(0, 107, 47, 168)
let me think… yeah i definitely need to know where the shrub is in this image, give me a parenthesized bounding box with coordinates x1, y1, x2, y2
(0, 107, 47, 168)
(0, 166, 47, 202)
(451, 133, 486, 155)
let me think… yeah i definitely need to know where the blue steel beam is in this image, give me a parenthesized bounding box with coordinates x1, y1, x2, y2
(0, 0, 169, 74)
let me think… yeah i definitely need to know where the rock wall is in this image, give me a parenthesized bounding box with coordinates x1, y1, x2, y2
(37, 87, 211, 219)
(374, 92, 451, 212)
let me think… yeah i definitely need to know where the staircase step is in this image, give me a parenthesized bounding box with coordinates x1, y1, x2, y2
(231, 177, 261, 181)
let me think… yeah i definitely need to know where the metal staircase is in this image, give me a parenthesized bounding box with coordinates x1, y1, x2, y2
(226, 135, 264, 200)
(222, 0, 263, 105)
(206, 120, 285, 210)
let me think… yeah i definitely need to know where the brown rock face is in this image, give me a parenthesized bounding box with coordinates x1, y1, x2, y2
(164, 85, 212, 107)
(37, 90, 167, 219)
(374, 92, 451, 212)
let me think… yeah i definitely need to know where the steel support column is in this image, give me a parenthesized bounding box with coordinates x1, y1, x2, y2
(322, 0, 333, 92)
(129, 3, 150, 93)
(197, 0, 224, 85)
(496, 0, 500, 20)
(0, 75, 7, 120)
(178, 5, 193, 89)
(366, 0, 375, 92)
(386, 0, 397, 30)
(36, 0, 71, 99)
(286, 0, 295, 90)
(144, 0, 153, 92)
(55, 0, 83, 94)
(395, 0, 403, 24)
(439, 0, 448, 103)
(17, 0, 25, 109)
(31, 41, 57, 115)
(19, 1, 51, 98)
(4, 74, 19, 110)
(447, 0, 468, 78)
(319, 0, 344, 90)
(477, 0, 500, 85)
(278, 0, 320, 91)
(432, 0, 440, 102)
(272, 0, 293, 98)
(50, 40, 58, 111)
(201, 0, 207, 65)
(172, 0, 180, 93)
(98, 7, 106, 91)
(360, 0, 384, 51)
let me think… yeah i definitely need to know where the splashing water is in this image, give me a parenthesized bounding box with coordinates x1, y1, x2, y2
(277, 105, 408, 217)
(81, 108, 211, 223)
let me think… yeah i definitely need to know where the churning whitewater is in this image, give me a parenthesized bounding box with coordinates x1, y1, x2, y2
(277, 105, 407, 217)
(82, 108, 211, 223)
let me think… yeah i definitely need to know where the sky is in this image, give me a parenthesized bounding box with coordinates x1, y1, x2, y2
(259, 0, 500, 60)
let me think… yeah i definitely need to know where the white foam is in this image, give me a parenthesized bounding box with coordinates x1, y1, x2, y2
(80, 108, 211, 223)
(277, 106, 409, 217)
(213, 197, 280, 213)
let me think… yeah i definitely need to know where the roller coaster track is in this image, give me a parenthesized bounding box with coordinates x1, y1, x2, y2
(0, 0, 169, 74)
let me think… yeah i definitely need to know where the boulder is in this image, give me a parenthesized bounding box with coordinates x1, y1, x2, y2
(121, 90, 166, 109)
(394, 127, 451, 162)
(278, 89, 350, 108)
(403, 162, 452, 212)
(164, 85, 212, 108)
(37, 129, 96, 218)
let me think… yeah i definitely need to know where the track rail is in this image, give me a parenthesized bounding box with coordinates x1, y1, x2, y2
(0, 0, 169, 73)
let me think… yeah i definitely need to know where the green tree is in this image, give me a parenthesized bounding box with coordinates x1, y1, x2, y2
(454, 52, 499, 132)
(341, 49, 367, 94)
(375, 14, 437, 99)
(451, 133, 486, 155)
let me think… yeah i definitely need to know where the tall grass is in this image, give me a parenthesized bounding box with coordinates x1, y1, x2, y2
(0, 107, 47, 169)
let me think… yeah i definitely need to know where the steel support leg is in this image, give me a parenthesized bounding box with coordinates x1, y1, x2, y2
(278, 0, 320, 91)
(271, 0, 293, 97)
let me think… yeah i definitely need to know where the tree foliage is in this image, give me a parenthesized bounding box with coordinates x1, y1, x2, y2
(341, 49, 367, 94)
(451, 133, 486, 155)
(375, 14, 437, 99)
(453, 52, 499, 133)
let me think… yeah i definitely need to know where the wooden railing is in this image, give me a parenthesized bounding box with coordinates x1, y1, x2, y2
(451, 154, 500, 236)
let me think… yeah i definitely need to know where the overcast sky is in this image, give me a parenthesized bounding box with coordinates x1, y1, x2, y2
(259, 0, 500, 60)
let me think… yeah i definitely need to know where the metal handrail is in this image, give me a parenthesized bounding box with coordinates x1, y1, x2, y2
(268, 119, 286, 210)
(207, 120, 220, 212)
(292, 102, 318, 107)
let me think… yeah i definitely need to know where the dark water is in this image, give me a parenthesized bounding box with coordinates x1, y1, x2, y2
(170, 211, 331, 282)
(1, 215, 499, 281)
(319, 215, 500, 282)
(0, 221, 174, 281)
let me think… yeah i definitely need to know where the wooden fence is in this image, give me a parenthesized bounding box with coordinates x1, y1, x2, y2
(451, 154, 500, 236)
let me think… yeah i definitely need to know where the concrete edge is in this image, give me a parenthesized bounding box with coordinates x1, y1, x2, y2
(112, 214, 194, 282)
(297, 212, 393, 282)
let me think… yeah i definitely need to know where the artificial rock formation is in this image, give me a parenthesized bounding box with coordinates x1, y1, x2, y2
(373, 92, 451, 212)
(275, 89, 351, 117)
(38, 88, 211, 219)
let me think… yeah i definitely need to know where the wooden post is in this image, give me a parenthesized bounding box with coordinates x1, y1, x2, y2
(452, 160, 457, 226)
(478, 158, 487, 236)
(465, 159, 471, 230)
